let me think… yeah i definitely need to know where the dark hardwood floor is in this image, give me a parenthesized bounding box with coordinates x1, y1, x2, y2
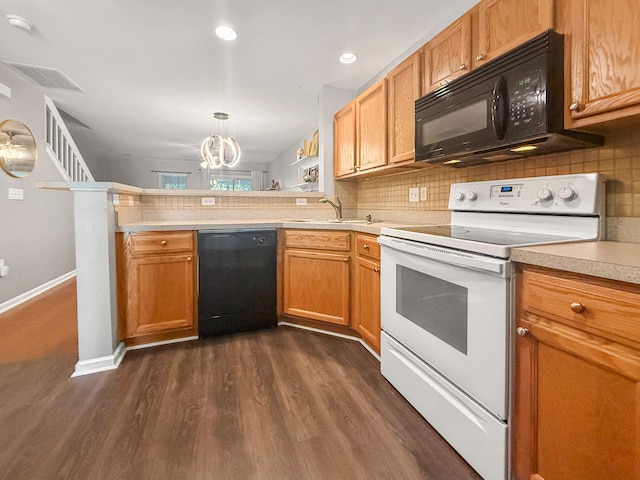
(0, 327, 481, 480)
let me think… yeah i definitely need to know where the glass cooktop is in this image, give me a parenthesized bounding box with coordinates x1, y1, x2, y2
(395, 225, 574, 246)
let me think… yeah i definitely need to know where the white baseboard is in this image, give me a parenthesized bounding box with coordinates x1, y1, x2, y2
(71, 342, 126, 377)
(278, 322, 380, 361)
(125, 335, 199, 351)
(0, 270, 77, 314)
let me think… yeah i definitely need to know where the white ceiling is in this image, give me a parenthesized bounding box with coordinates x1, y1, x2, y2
(0, 0, 477, 170)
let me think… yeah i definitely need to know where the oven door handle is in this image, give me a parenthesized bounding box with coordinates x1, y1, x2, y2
(378, 236, 507, 276)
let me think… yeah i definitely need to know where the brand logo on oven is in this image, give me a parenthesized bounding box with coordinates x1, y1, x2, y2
(499, 201, 510, 205)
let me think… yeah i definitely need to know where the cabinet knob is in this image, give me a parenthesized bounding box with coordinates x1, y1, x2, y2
(373, 266, 380, 273)
(343, 257, 349, 263)
(186, 257, 192, 262)
(476, 53, 485, 61)
(569, 102, 581, 112)
(459, 64, 467, 71)
(570, 302, 586, 314)
(161, 240, 167, 246)
(516, 327, 529, 337)
(363, 244, 369, 249)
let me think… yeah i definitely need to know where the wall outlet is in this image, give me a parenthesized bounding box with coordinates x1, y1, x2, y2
(201, 197, 216, 206)
(408, 187, 419, 203)
(8, 188, 24, 200)
(112, 193, 120, 205)
(420, 186, 428, 201)
(296, 198, 307, 206)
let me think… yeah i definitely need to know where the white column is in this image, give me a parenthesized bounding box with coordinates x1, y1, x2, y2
(69, 183, 125, 376)
(318, 85, 356, 196)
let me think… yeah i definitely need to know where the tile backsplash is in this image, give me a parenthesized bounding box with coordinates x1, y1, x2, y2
(350, 125, 640, 241)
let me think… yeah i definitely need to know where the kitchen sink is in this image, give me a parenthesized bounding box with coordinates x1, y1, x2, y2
(284, 219, 372, 224)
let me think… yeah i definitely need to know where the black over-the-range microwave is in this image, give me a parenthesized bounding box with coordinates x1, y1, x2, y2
(414, 30, 603, 167)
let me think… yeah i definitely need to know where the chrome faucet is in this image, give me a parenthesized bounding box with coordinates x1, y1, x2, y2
(319, 196, 342, 220)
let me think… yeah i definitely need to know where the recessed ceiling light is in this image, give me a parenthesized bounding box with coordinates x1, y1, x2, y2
(339, 53, 358, 64)
(215, 26, 237, 41)
(6, 14, 32, 31)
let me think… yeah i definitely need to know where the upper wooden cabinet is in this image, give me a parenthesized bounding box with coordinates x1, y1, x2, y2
(514, 265, 640, 480)
(387, 52, 421, 164)
(422, 13, 472, 93)
(564, 0, 640, 128)
(334, 100, 357, 177)
(334, 79, 389, 179)
(356, 78, 388, 172)
(477, 0, 554, 65)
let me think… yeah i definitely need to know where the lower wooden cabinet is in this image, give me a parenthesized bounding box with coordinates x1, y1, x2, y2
(514, 265, 640, 480)
(283, 230, 351, 325)
(354, 233, 381, 353)
(116, 231, 197, 346)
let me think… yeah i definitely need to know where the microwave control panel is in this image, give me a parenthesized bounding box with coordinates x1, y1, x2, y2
(508, 68, 544, 132)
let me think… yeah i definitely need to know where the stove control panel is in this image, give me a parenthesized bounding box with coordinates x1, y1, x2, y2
(449, 173, 604, 215)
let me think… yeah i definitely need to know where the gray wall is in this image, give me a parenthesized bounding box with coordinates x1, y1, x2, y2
(0, 65, 76, 304)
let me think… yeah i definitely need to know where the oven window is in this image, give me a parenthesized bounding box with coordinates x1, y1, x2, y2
(396, 265, 468, 354)
(420, 99, 487, 144)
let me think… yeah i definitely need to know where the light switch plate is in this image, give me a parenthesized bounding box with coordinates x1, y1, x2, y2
(296, 198, 307, 206)
(420, 186, 428, 201)
(8, 188, 24, 200)
(408, 187, 419, 203)
(201, 197, 216, 206)
(112, 193, 120, 205)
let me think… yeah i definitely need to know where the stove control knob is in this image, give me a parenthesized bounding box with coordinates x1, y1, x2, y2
(454, 191, 465, 201)
(465, 191, 477, 201)
(558, 186, 578, 201)
(537, 187, 553, 201)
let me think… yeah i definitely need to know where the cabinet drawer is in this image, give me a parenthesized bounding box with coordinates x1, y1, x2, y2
(285, 229, 351, 251)
(522, 268, 640, 344)
(356, 233, 380, 260)
(129, 231, 194, 255)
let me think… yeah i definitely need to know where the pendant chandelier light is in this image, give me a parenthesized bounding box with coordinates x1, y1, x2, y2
(200, 112, 241, 170)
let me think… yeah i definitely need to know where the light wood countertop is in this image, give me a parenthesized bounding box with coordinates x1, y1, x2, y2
(511, 241, 640, 285)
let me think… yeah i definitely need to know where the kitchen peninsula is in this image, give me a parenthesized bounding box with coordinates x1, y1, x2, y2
(37, 181, 420, 377)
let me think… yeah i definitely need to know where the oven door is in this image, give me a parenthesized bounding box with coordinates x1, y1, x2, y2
(378, 236, 510, 419)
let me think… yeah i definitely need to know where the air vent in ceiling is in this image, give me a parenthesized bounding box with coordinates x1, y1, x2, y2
(1, 61, 84, 92)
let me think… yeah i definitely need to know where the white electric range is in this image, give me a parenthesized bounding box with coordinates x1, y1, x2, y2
(378, 173, 605, 480)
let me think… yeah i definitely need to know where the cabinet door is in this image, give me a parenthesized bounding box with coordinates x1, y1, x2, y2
(566, 0, 640, 127)
(354, 256, 380, 353)
(514, 316, 640, 480)
(126, 253, 195, 337)
(477, 0, 554, 65)
(422, 13, 472, 93)
(283, 250, 350, 325)
(387, 52, 421, 164)
(356, 78, 388, 171)
(334, 100, 357, 177)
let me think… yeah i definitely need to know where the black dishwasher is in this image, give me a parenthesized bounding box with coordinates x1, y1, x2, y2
(198, 229, 277, 337)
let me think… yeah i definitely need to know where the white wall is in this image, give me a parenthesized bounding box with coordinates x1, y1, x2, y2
(0, 66, 76, 304)
(268, 126, 318, 192)
(268, 86, 356, 195)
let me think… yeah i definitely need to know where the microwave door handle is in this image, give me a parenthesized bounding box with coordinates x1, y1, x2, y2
(492, 75, 508, 140)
